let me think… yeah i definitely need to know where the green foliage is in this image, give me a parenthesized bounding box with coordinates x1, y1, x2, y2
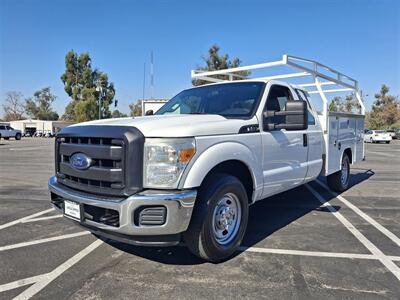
(129, 101, 142, 117)
(328, 94, 360, 113)
(192, 44, 250, 86)
(25, 87, 59, 120)
(2, 91, 25, 121)
(112, 109, 128, 118)
(60, 50, 115, 122)
(368, 85, 400, 129)
(329, 96, 342, 112)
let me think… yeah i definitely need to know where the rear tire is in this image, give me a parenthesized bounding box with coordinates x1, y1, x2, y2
(327, 153, 350, 192)
(184, 173, 249, 263)
(386, 141, 390, 144)
(15, 133, 21, 140)
(4, 137, 9, 140)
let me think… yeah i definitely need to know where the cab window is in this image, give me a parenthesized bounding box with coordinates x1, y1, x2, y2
(295, 89, 316, 125)
(264, 85, 293, 126)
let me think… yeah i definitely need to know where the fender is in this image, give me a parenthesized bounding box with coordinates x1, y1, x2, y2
(179, 141, 263, 203)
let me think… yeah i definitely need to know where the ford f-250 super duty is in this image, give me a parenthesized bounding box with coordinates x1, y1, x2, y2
(49, 55, 365, 262)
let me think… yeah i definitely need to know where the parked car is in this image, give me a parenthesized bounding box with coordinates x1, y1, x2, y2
(364, 130, 392, 143)
(0, 125, 22, 140)
(48, 55, 366, 262)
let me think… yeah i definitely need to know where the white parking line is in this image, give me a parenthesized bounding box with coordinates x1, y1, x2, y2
(0, 208, 54, 230)
(21, 215, 63, 223)
(14, 239, 103, 300)
(0, 274, 48, 293)
(0, 231, 91, 252)
(9, 147, 49, 151)
(316, 179, 400, 248)
(240, 246, 377, 260)
(305, 184, 400, 281)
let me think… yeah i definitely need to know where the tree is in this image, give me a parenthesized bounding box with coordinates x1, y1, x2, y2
(368, 85, 400, 129)
(192, 44, 250, 86)
(60, 50, 115, 122)
(2, 91, 25, 121)
(329, 94, 360, 113)
(344, 94, 355, 113)
(329, 96, 342, 112)
(111, 109, 128, 118)
(25, 87, 59, 120)
(129, 101, 142, 117)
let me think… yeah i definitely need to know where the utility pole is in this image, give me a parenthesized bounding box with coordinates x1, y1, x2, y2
(96, 80, 103, 120)
(150, 51, 154, 99)
(142, 62, 146, 102)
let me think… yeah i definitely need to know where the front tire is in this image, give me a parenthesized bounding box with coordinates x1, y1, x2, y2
(15, 133, 21, 140)
(184, 173, 249, 263)
(327, 153, 350, 192)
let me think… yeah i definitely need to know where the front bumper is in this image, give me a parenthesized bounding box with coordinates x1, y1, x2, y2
(48, 176, 197, 246)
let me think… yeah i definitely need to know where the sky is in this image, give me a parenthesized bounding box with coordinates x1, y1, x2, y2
(0, 0, 399, 117)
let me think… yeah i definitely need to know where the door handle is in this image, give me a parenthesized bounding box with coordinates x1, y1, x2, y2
(303, 133, 308, 147)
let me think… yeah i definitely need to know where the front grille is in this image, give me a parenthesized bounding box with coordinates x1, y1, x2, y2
(55, 125, 145, 197)
(56, 136, 125, 195)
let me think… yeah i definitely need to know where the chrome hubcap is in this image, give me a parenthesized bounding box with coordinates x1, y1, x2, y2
(341, 158, 349, 185)
(212, 193, 241, 245)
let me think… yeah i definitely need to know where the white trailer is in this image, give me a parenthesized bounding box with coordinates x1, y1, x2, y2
(141, 99, 168, 116)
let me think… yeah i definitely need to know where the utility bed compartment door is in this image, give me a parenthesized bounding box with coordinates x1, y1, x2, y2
(326, 113, 364, 176)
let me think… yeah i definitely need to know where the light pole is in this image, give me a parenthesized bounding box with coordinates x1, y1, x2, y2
(96, 80, 103, 120)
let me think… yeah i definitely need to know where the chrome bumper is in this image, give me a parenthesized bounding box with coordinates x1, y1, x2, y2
(48, 176, 197, 240)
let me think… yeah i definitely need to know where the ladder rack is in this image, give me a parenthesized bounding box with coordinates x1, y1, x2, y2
(191, 54, 365, 131)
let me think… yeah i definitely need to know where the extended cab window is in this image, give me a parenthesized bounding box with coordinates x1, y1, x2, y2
(264, 85, 293, 125)
(156, 82, 265, 119)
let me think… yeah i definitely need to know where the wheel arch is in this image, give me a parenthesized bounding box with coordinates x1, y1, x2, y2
(343, 147, 353, 164)
(180, 142, 262, 204)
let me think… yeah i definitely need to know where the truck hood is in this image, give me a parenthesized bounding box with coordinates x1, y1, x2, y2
(70, 114, 257, 137)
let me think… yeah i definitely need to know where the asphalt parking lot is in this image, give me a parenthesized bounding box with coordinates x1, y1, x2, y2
(1, 138, 400, 299)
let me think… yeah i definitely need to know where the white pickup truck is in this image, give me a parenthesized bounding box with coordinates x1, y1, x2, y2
(0, 124, 22, 140)
(49, 55, 365, 262)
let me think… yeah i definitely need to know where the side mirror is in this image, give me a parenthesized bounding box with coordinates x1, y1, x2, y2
(145, 110, 154, 116)
(264, 100, 308, 131)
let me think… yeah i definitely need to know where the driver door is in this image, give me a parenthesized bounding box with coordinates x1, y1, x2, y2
(260, 84, 309, 198)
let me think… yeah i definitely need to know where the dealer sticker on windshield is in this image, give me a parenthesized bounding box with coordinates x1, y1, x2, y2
(64, 200, 81, 220)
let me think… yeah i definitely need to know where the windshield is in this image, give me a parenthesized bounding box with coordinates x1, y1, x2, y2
(156, 82, 265, 118)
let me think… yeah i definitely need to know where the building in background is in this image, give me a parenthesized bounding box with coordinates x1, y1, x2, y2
(141, 99, 168, 116)
(9, 119, 75, 136)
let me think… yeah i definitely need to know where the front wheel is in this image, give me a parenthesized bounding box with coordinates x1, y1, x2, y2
(184, 173, 249, 263)
(327, 153, 350, 192)
(15, 133, 21, 140)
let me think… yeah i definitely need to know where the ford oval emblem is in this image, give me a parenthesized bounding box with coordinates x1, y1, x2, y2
(70, 153, 92, 170)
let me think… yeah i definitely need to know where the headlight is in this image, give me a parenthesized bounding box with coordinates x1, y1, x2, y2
(144, 138, 196, 188)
